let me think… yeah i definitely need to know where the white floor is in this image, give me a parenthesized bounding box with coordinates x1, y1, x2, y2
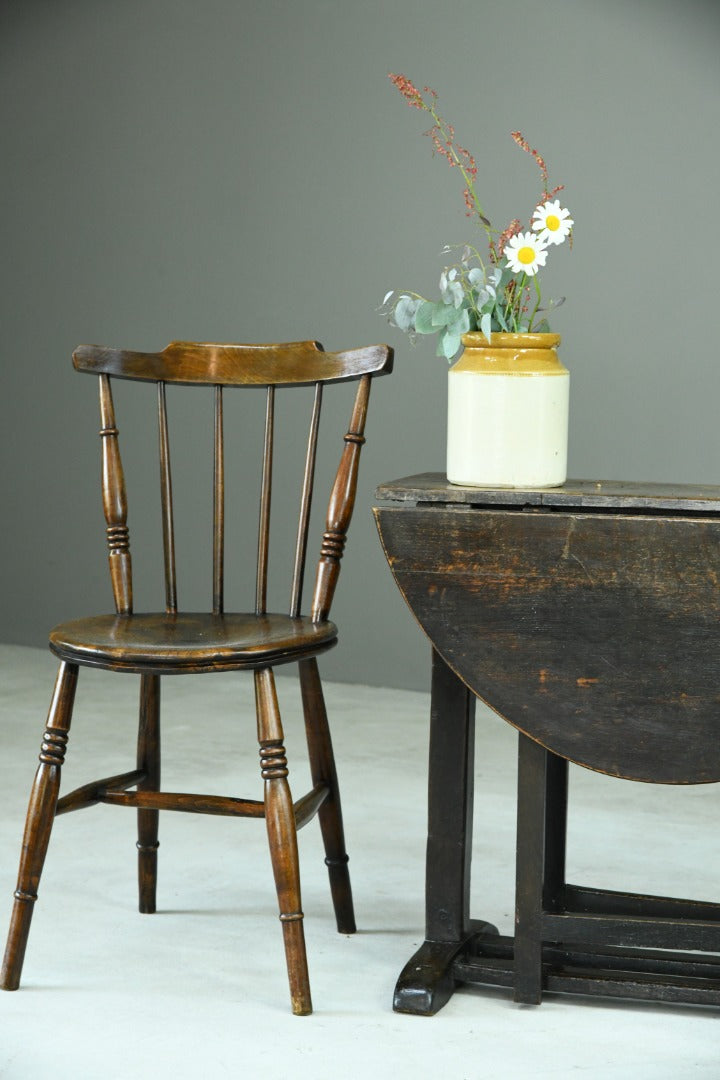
(0, 644, 718, 1079)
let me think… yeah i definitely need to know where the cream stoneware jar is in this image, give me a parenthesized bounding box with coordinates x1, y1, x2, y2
(446, 331, 569, 488)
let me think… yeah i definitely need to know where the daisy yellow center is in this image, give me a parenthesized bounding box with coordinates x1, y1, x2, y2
(545, 214, 560, 231)
(518, 246, 536, 265)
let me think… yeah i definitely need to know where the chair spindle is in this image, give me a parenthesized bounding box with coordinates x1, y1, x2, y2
(213, 386, 225, 615)
(99, 375, 133, 615)
(157, 382, 177, 615)
(290, 382, 323, 618)
(256, 386, 275, 615)
(311, 374, 371, 623)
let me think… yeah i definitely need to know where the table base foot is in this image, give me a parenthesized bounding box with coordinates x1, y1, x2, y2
(393, 921, 499, 1015)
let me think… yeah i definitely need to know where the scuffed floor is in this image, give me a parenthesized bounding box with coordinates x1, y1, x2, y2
(0, 644, 718, 1079)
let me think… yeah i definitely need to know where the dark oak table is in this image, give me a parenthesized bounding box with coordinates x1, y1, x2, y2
(374, 474, 720, 1014)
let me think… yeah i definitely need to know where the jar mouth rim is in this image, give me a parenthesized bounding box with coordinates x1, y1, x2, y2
(462, 331, 561, 348)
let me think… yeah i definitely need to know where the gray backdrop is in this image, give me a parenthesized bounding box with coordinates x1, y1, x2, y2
(2, 0, 719, 690)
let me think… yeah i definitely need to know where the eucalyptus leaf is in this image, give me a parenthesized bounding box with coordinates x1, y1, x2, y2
(394, 295, 420, 332)
(415, 300, 439, 335)
(449, 281, 464, 308)
(480, 311, 492, 342)
(431, 303, 455, 328)
(441, 329, 462, 360)
(449, 306, 471, 335)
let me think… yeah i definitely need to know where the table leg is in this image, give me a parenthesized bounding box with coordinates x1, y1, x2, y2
(394, 648, 497, 1015)
(514, 734, 569, 1004)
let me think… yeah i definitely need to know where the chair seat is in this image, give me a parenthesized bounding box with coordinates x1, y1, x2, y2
(49, 612, 338, 674)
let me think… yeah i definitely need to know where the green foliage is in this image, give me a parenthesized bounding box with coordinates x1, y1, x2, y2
(380, 248, 565, 362)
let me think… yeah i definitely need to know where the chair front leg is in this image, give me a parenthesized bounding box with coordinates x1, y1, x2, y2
(1, 661, 79, 990)
(137, 673, 161, 914)
(298, 657, 355, 934)
(254, 667, 312, 1016)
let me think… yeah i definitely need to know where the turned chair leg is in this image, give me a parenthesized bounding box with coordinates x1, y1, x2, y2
(298, 657, 356, 935)
(1, 662, 79, 991)
(254, 667, 312, 1016)
(137, 674, 161, 914)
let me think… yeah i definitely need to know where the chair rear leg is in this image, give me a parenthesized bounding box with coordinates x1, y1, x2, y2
(137, 673, 161, 914)
(1, 661, 79, 990)
(298, 657, 356, 934)
(254, 667, 312, 1016)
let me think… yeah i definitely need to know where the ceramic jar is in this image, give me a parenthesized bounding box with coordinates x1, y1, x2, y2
(446, 331, 569, 488)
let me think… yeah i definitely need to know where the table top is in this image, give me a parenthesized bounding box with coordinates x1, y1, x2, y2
(375, 473, 720, 515)
(374, 475, 720, 782)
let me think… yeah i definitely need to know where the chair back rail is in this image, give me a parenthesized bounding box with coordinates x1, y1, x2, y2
(73, 340, 391, 386)
(77, 341, 393, 621)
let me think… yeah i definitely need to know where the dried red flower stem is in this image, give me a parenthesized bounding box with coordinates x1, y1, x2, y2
(388, 73, 425, 108)
(511, 130, 551, 195)
(389, 72, 491, 233)
(497, 219, 522, 256)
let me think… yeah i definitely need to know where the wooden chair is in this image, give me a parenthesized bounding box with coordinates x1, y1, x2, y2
(0, 338, 393, 1015)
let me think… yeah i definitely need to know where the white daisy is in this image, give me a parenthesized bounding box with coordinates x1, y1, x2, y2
(504, 231, 548, 277)
(531, 199, 573, 245)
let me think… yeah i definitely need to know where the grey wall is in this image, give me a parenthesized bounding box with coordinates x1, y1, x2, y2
(2, 0, 720, 690)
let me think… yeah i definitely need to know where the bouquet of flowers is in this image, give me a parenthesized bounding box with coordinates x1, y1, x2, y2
(381, 73, 573, 360)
